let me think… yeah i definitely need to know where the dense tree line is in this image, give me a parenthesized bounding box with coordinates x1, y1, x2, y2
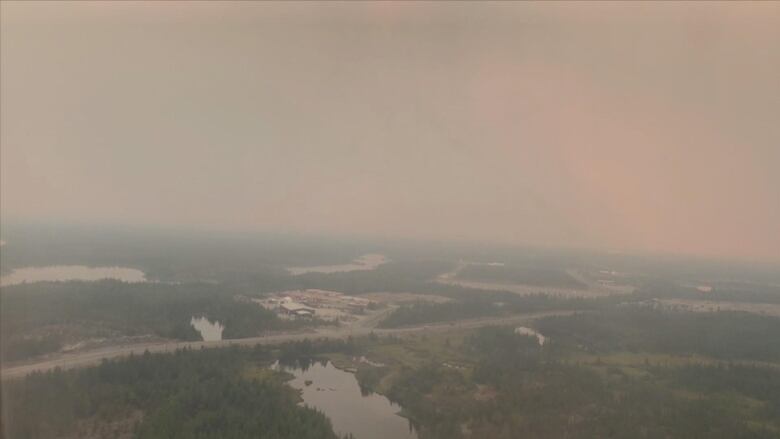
(378, 300, 502, 328)
(4, 315, 780, 439)
(0, 342, 362, 439)
(636, 279, 780, 304)
(0, 281, 311, 362)
(457, 264, 587, 289)
(0, 222, 371, 283)
(367, 326, 779, 439)
(662, 363, 780, 421)
(0, 259, 546, 362)
(378, 294, 606, 328)
(535, 308, 780, 361)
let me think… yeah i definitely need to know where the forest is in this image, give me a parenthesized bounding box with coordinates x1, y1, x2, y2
(535, 308, 780, 361)
(378, 294, 600, 328)
(355, 323, 780, 438)
(457, 264, 587, 289)
(636, 279, 780, 304)
(0, 345, 353, 439)
(378, 294, 610, 328)
(3, 307, 780, 439)
(0, 280, 313, 362)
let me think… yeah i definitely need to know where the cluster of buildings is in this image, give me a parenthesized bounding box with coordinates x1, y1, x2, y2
(277, 298, 316, 318)
(256, 289, 375, 320)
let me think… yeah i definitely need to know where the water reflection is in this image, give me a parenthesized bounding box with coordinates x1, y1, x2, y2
(514, 326, 547, 346)
(275, 360, 417, 439)
(190, 316, 224, 341)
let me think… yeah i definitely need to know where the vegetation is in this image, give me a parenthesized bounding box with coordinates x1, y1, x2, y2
(378, 294, 606, 328)
(636, 279, 780, 304)
(457, 264, 587, 289)
(0, 223, 369, 283)
(0, 344, 362, 439)
(4, 308, 780, 439)
(356, 325, 780, 438)
(0, 280, 311, 362)
(3, 224, 780, 438)
(378, 300, 503, 327)
(535, 308, 780, 361)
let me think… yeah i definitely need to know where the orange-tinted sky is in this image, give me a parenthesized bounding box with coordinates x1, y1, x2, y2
(2, 2, 779, 263)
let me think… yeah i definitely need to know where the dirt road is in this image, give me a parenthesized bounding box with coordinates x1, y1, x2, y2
(1, 310, 573, 380)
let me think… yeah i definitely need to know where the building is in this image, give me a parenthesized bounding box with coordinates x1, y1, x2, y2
(280, 301, 316, 317)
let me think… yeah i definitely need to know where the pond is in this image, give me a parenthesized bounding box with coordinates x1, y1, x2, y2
(190, 316, 224, 341)
(0, 265, 147, 287)
(275, 360, 417, 439)
(514, 326, 547, 346)
(287, 254, 388, 275)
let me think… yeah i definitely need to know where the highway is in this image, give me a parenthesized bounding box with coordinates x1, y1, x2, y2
(1, 310, 573, 380)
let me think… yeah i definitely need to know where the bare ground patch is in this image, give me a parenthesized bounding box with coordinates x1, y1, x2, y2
(360, 292, 453, 304)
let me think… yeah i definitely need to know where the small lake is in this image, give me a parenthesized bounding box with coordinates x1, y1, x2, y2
(287, 254, 388, 275)
(190, 316, 224, 341)
(514, 326, 547, 346)
(0, 265, 147, 287)
(276, 361, 416, 439)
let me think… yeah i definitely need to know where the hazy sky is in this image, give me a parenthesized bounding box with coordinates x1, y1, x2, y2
(2, 2, 779, 262)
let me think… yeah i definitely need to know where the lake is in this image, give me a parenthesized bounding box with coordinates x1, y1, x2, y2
(276, 360, 417, 439)
(190, 316, 224, 341)
(514, 326, 547, 345)
(0, 265, 147, 287)
(287, 254, 388, 275)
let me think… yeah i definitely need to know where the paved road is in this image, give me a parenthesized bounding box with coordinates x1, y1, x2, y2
(1, 310, 573, 380)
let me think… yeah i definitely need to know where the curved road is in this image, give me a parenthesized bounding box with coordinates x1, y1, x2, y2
(1, 310, 573, 380)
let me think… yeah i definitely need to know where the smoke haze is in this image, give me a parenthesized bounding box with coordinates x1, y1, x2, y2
(2, 2, 779, 262)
